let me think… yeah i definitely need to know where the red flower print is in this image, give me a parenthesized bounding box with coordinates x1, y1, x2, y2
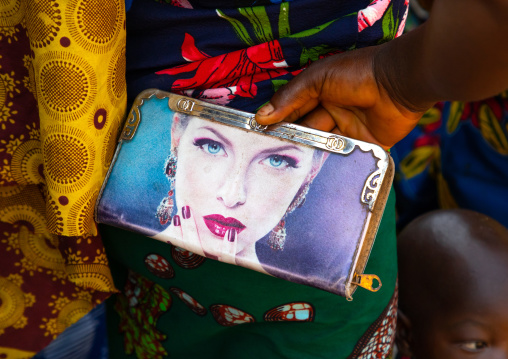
(156, 34, 289, 98)
(181, 33, 210, 62)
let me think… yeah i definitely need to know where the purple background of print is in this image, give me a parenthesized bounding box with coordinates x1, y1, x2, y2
(97, 95, 381, 296)
(257, 149, 376, 293)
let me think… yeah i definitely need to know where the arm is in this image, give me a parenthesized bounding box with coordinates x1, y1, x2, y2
(380, 0, 508, 110)
(255, 0, 508, 149)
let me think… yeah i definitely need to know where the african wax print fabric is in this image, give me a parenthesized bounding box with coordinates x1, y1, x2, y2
(125, 0, 409, 110)
(103, 191, 397, 359)
(0, 0, 124, 356)
(347, 282, 397, 358)
(32, 303, 108, 359)
(393, 93, 508, 229)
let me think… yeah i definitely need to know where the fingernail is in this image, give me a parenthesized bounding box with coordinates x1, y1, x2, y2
(227, 229, 237, 243)
(173, 215, 181, 226)
(257, 102, 274, 116)
(182, 206, 191, 219)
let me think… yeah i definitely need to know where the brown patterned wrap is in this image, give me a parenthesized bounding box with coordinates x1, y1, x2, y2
(0, 0, 126, 355)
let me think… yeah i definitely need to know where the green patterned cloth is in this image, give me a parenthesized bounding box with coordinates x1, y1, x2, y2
(102, 189, 397, 359)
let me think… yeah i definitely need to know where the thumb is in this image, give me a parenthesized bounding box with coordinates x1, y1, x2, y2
(255, 67, 323, 125)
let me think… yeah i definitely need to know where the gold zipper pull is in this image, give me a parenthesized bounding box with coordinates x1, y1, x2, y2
(352, 273, 382, 292)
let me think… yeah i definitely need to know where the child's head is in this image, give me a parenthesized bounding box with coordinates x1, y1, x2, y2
(397, 209, 508, 358)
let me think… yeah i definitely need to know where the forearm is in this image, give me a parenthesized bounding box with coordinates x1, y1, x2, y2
(375, 0, 508, 111)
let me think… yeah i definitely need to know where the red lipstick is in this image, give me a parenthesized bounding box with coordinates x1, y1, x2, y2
(203, 214, 246, 237)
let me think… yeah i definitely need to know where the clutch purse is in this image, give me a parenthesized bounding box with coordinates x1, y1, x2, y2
(95, 89, 394, 300)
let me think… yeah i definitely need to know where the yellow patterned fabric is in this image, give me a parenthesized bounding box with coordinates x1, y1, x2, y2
(29, 0, 127, 236)
(0, 0, 125, 354)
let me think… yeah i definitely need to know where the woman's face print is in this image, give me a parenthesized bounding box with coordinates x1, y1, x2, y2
(173, 116, 315, 258)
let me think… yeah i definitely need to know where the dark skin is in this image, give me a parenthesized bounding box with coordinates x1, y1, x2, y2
(417, 0, 434, 10)
(397, 209, 508, 359)
(255, 0, 508, 150)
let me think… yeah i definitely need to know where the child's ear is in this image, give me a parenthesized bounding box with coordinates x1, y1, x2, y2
(396, 309, 414, 357)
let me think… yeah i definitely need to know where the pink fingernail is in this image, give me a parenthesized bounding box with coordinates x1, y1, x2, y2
(257, 103, 274, 116)
(173, 215, 181, 226)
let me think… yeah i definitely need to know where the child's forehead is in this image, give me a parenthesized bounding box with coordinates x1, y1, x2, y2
(431, 300, 508, 337)
(398, 210, 508, 315)
(427, 261, 508, 324)
(399, 210, 508, 272)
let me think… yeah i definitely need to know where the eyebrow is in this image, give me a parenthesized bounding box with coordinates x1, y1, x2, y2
(199, 126, 232, 147)
(199, 126, 305, 154)
(257, 144, 305, 156)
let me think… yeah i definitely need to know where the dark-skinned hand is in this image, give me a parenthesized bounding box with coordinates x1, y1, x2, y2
(255, 45, 426, 151)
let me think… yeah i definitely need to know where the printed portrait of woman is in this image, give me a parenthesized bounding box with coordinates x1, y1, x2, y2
(97, 93, 385, 295)
(152, 113, 328, 273)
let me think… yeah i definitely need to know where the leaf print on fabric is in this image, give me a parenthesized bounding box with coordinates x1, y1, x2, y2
(288, 18, 337, 39)
(217, 9, 256, 46)
(418, 106, 442, 126)
(278, 2, 291, 38)
(446, 101, 465, 134)
(399, 146, 440, 180)
(478, 103, 508, 154)
(156, 35, 289, 99)
(238, 7, 273, 43)
(447, 97, 505, 137)
(379, 3, 401, 43)
(271, 79, 289, 93)
(299, 44, 339, 67)
(398, 104, 441, 180)
(218, 4, 289, 46)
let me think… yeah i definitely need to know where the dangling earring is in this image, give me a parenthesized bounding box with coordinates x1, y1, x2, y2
(268, 182, 310, 251)
(269, 220, 286, 251)
(156, 150, 177, 225)
(290, 182, 310, 211)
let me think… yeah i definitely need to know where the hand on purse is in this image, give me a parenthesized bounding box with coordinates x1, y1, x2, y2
(164, 205, 238, 264)
(256, 0, 508, 150)
(162, 206, 206, 258)
(254, 46, 424, 151)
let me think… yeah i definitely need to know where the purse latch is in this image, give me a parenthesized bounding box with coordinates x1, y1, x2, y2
(352, 273, 382, 292)
(248, 117, 268, 131)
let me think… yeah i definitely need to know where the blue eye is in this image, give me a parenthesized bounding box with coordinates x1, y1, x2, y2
(193, 138, 225, 156)
(206, 142, 221, 154)
(266, 155, 298, 169)
(269, 155, 283, 167)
